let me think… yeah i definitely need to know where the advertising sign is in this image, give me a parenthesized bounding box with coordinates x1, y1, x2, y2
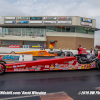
(17, 17, 29, 19)
(23, 45, 29, 48)
(58, 17, 72, 20)
(4, 21, 16, 23)
(16, 21, 28, 24)
(31, 45, 43, 48)
(58, 21, 71, 24)
(81, 18, 92, 22)
(30, 21, 42, 23)
(4, 17, 15, 19)
(30, 17, 42, 20)
(43, 21, 56, 24)
(9, 45, 20, 48)
(2, 55, 20, 61)
(44, 17, 56, 20)
(81, 22, 92, 26)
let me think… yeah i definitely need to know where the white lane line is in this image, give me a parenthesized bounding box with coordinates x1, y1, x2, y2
(0, 91, 65, 100)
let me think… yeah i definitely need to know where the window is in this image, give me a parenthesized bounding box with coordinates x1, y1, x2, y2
(8, 28, 12, 35)
(70, 27, 75, 32)
(57, 27, 61, 32)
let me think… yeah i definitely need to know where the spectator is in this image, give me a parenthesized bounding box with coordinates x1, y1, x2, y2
(94, 48, 98, 57)
(90, 47, 93, 54)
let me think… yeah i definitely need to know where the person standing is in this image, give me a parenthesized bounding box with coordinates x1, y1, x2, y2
(94, 48, 98, 57)
(90, 47, 93, 54)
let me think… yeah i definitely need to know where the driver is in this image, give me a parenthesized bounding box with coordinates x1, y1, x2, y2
(78, 45, 88, 58)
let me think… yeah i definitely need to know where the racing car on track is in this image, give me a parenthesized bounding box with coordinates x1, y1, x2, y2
(8, 49, 58, 57)
(0, 51, 100, 74)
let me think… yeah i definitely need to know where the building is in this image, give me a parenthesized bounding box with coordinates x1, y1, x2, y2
(0, 16, 99, 50)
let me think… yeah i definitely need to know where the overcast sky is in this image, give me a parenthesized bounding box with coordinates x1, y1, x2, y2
(0, 0, 100, 46)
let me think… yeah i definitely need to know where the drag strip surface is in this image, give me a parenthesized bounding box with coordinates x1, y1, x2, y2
(0, 69, 100, 100)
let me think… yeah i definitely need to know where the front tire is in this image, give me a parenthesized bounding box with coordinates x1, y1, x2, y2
(0, 60, 6, 64)
(0, 63, 6, 74)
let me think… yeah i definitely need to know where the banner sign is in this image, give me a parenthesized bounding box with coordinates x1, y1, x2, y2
(31, 45, 43, 48)
(43, 21, 56, 24)
(9, 45, 20, 48)
(81, 22, 92, 26)
(30, 17, 42, 20)
(44, 17, 56, 20)
(30, 21, 42, 23)
(58, 17, 72, 20)
(4, 21, 16, 23)
(4, 17, 15, 19)
(81, 18, 92, 22)
(58, 21, 71, 24)
(16, 21, 28, 24)
(17, 17, 29, 19)
(2, 55, 20, 61)
(23, 45, 29, 48)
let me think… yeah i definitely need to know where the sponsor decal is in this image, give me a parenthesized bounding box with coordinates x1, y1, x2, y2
(3, 55, 19, 61)
(81, 18, 92, 22)
(81, 22, 92, 26)
(16, 21, 28, 24)
(81, 65, 85, 69)
(9, 45, 20, 48)
(69, 61, 74, 64)
(78, 66, 81, 69)
(85, 65, 87, 69)
(6, 66, 12, 68)
(25, 67, 29, 70)
(58, 17, 72, 20)
(14, 69, 18, 71)
(17, 17, 29, 19)
(54, 69, 58, 70)
(44, 17, 56, 20)
(71, 68, 76, 70)
(58, 21, 71, 24)
(50, 69, 54, 70)
(50, 64, 54, 69)
(20, 65, 26, 67)
(64, 61, 69, 63)
(30, 17, 42, 20)
(75, 62, 79, 66)
(4, 17, 15, 19)
(4, 21, 15, 23)
(38, 65, 41, 67)
(43, 21, 56, 24)
(30, 21, 42, 23)
(32, 66, 37, 69)
(13, 65, 16, 68)
(55, 63, 59, 68)
(63, 64, 69, 68)
(18, 68, 29, 71)
(45, 65, 49, 68)
(43, 69, 49, 70)
(38, 52, 44, 55)
(17, 65, 20, 67)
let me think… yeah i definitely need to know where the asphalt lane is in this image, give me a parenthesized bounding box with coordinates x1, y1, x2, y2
(0, 69, 100, 100)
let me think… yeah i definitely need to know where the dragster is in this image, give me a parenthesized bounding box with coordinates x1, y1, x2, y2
(0, 51, 100, 74)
